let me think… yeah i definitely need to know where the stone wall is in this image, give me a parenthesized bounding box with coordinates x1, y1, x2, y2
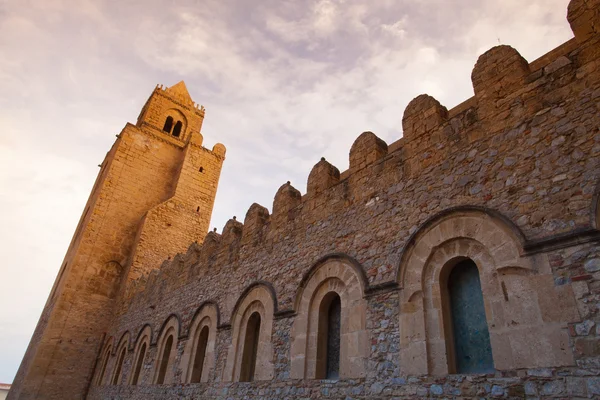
(84, 1, 600, 398)
(83, 1, 600, 399)
(14, 0, 600, 399)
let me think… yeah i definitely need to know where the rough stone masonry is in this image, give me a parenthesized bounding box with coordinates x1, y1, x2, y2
(8, 0, 600, 398)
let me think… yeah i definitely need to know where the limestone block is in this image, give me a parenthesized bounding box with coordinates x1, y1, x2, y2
(568, 0, 600, 42)
(349, 131, 388, 170)
(402, 95, 448, 141)
(307, 158, 340, 196)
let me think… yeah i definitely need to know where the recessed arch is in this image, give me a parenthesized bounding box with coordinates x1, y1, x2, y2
(230, 281, 279, 320)
(188, 300, 221, 333)
(290, 257, 368, 379)
(155, 313, 182, 343)
(398, 212, 578, 376)
(111, 332, 130, 385)
(223, 284, 275, 382)
(161, 109, 187, 139)
(94, 337, 113, 386)
(397, 206, 528, 291)
(294, 253, 369, 312)
(182, 303, 218, 383)
(153, 315, 180, 384)
(130, 325, 151, 385)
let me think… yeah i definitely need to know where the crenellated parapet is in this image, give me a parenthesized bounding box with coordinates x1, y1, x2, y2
(121, 0, 600, 312)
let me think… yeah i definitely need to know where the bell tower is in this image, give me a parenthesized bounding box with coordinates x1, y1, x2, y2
(9, 82, 226, 400)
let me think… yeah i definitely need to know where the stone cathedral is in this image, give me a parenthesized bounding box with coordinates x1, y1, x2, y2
(8, 1, 600, 398)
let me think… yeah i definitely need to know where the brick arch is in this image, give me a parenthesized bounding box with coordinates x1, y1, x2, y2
(181, 303, 218, 383)
(223, 284, 275, 382)
(153, 315, 180, 384)
(397, 206, 528, 293)
(398, 211, 579, 376)
(290, 257, 368, 379)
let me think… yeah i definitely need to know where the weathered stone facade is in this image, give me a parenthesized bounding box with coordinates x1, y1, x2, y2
(9, 0, 600, 398)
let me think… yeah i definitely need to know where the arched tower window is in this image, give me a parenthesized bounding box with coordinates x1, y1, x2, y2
(172, 121, 183, 137)
(111, 345, 127, 385)
(162, 116, 173, 133)
(316, 292, 341, 379)
(96, 345, 111, 385)
(239, 312, 261, 382)
(447, 259, 494, 374)
(156, 335, 174, 384)
(131, 342, 146, 385)
(190, 326, 209, 383)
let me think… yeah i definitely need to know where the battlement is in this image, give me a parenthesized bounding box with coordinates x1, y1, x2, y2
(13, 1, 600, 398)
(122, 0, 600, 306)
(154, 83, 206, 116)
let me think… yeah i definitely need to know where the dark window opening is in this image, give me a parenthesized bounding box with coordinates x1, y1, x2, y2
(156, 335, 173, 384)
(448, 259, 494, 374)
(163, 116, 174, 133)
(112, 346, 127, 385)
(172, 121, 183, 137)
(199, 167, 204, 173)
(240, 312, 261, 382)
(190, 326, 209, 383)
(316, 292, 341, 379)
(131, 343, 146, 385)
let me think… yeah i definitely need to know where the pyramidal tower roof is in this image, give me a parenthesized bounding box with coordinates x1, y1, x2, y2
(164, 81, 192, 102)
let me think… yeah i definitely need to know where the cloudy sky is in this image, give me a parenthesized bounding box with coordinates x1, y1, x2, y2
(0, 0, 573, 383)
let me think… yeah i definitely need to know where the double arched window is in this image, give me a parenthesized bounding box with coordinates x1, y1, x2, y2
(162, 115, 184, 138)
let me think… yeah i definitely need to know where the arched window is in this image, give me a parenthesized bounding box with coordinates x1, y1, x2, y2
(172, 121, 183, 137)
(447, 259, 494, 373)
(96, 344, 112, 385)
(239, 312, 261, 382)
(111, 345, 127, 385)
(156, 335, 174, 384)
(162, 116, 173, 133)
(190, 326, 209, 383)
(131, 342, 146, 385)
(316, 292, 341, 379)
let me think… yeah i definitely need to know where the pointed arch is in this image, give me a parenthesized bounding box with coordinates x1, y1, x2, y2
(111, 332, 130, 385)
(290, 256, 368, 379)
(294, 253, 368, 312)
(94, 337, 114, 386)
(129, 325, 152, 385)
(397, 207, 578, 376)
(161, 109, 187, 139)
(223, 283, 275, 382)
(162, 116, 174, 133)
(182, 303, 218, 383)
(153, 315, 180, 384)
(397, 206, 528, 291)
